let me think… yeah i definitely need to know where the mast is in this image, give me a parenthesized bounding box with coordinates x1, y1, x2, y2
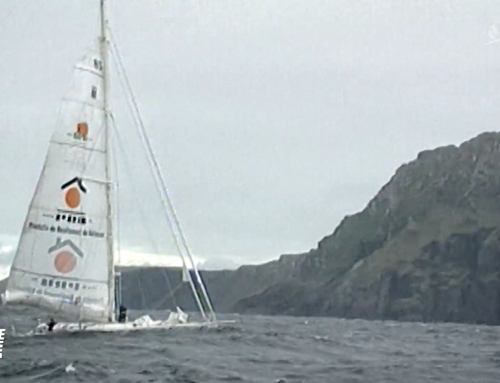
(100, 0, 115, 322)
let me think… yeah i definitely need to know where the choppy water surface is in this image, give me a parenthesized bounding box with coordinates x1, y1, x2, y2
(0, 305, 499, 382)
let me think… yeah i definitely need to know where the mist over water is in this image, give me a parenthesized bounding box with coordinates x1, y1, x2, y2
(0, 306, 499, 382)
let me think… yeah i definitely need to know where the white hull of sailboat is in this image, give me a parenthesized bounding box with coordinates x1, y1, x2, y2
(27, 315, 236, 336)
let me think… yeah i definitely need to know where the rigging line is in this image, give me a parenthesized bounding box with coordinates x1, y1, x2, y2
(149, 281, 185, 311)
(109, 113, 179, 309)
(108, 31, 208, 319)
(107, 40, 186, 258)
(110, 117, 123, 309)
(107, 60, 180, 312)
(107, 47, 185, 263)
(108, 41, 215, 319)
(109, 112, 178, 309)
(108, 28, 215, 320)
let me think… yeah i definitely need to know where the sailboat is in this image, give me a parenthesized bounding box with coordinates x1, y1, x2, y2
(1, 0, 224, 334)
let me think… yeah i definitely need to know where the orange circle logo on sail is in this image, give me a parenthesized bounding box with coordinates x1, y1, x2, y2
(54, 251, 77, 274)
(61, 177, 86, 210)
(76, 122, 88, 140)
(65, 187, 81, 209)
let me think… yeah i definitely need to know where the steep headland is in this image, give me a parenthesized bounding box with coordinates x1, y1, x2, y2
(231, 132, 500, 324)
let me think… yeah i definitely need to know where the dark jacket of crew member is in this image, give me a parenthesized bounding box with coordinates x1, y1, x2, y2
(47, 318, 57, 331)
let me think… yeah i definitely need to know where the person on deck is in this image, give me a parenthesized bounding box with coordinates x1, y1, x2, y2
(47, 318, 57, 331)
(118, 305, 127, 323)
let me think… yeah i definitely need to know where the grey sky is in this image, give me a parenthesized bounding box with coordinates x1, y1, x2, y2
(1, 0, 499, 268)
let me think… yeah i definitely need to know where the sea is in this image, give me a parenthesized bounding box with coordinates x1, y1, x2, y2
(0, 305, 499, 383)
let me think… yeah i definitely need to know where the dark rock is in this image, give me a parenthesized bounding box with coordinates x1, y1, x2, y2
(0, 278, 6, 294)
(230, 132, 500, 324)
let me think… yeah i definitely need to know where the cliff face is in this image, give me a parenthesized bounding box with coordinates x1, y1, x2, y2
(119, 252, 306, 312)
(232, 132, 500, 324)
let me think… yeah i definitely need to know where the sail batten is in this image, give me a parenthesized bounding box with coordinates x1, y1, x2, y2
(49, 140, 106, 154)
(61, 98, 105, 111)
(74, 66, 104, 78)
(10, 267, 107, 284)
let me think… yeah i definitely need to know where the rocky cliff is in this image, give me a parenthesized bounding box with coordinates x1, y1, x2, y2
(119, 252, 306, 312)
(232, 132, 500, 324)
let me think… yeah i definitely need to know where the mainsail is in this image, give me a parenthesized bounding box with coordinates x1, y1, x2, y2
(3, 45, 113, 322)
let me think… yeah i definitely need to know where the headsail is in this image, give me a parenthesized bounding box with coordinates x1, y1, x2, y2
(3, 45, 112, 322)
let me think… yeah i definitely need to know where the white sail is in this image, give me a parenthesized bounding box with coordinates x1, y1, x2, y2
(3, 44, 112, 322)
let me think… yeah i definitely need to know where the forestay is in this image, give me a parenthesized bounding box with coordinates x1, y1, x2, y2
(3, 44, 112, 322)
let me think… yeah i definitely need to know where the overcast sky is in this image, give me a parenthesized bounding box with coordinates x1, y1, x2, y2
(1, 0, 500, 271)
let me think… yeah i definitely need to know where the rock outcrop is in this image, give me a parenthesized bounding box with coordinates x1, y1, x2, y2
(231, 132, 500, 324)
(119, 252, 306, 312)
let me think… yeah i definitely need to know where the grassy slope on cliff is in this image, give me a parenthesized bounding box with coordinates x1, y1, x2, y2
(233, 132, 500, 324)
